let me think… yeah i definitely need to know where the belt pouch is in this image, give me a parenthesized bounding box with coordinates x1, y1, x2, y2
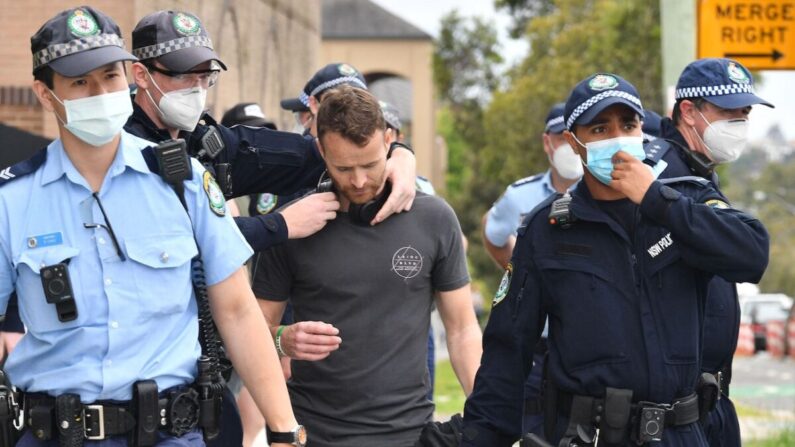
(130, 380, 159, 447)
(55, 394, 83, 447)
(600, 387, 632, 444)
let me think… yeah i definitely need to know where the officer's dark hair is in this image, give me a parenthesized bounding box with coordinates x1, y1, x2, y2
(317, 85, 386, 147)
(33, 66, 55, 89)
(672, 97, 706, 126)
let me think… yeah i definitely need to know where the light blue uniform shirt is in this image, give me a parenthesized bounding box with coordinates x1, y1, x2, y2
(484, 171, 556, 247)
(0, 131, 253, 401)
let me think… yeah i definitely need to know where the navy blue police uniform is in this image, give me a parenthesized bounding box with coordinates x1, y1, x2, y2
(641, 58, 774, 447)
(460, 73, 769, 447)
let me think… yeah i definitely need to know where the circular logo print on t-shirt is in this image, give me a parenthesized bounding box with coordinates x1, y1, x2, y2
(392, 246, 423, 279)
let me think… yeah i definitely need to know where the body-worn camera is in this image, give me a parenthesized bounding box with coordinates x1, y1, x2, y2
(40, 263, 77, 322)
(636, 405, 665, 443)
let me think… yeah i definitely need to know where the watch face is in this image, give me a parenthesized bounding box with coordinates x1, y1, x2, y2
(296, 425, 307, 446)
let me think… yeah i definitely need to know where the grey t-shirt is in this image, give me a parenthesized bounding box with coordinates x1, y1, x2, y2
(253, 193, 469, 447)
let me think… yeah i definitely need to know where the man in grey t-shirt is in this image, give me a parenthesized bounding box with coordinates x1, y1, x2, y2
(253, 86, 482, 447)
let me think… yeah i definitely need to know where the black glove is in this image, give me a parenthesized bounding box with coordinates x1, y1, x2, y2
(414, 413, 464, 447)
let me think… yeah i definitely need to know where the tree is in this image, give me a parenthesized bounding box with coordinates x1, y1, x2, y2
(495, 0, 556, 38)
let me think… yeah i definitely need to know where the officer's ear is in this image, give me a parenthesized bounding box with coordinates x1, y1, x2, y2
(130, 62, 151, 90)
(308, 95, 320, 116)
(563, 130, 586, 162)
(678, 100, 699, 127)
(31, 80, 57, 113)
(542, 132, 554, 158)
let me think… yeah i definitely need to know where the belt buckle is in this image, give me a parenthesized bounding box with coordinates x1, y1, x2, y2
(83, 404, 105, 440)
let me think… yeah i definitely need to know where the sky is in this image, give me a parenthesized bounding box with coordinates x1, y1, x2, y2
(369, 0, 795, 142)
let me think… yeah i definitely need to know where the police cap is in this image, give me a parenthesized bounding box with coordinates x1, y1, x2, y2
(298, 63, 368, 107)
(675, 58, 773, 109)
(31, 6, 137, 77)
(544, 102, 566, 134)
(564, 73, 644, 130)
(132, 10, 227, 72)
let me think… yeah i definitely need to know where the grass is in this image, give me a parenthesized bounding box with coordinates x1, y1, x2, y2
(745, 430, 795, 447)
(433, 359, 467, 416)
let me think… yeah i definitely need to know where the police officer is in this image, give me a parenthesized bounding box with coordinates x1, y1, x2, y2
(480, 102, 583, 438)
(644, 58, 774, 447)
(379, 100, 437, 196)
(483, 103, 582, 269)
(460, 73, 769, 446)
(125, 11, 417, 239)
(1, 7, 303, 446)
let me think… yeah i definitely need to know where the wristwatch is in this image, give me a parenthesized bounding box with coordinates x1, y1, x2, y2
(266, 424, 307, 446)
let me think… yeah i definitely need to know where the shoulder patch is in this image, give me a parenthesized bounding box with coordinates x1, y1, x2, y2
(203, 171, 226, 216)
(0, 148, 48, 188)
(643, 139, 673, 165)
(492, 263, 512, 307)
(256, 193, 278, 214)
(705, 199, 731, 209)
(511, 173, 544, 188)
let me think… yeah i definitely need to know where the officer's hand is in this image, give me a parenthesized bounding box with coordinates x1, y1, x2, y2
(280, 192, 339, 239)
(609, 151, 654, 204)
(281, 321, 341, 361)
(373, 148, 417, 225)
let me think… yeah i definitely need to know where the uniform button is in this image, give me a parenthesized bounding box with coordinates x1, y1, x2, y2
(105, 278, 113, 286)
(160, 252, 169, 263)
(98, 237, 106, 245)
(110, 321, 119, 329)
(265, 219, 278, 232)
(660, 185, 681, 201)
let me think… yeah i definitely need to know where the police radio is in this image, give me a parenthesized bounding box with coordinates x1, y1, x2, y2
(548, 192, 575, 229)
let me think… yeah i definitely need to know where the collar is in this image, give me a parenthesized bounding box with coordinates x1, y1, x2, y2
(540, 170, 556, 195)
(41, 131, 152, 187)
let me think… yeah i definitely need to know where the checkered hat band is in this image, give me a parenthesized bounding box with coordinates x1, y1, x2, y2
(675, 84, 754, 99)
(383, 110, 401, 129)
(299, 92, 310, 107)
(566, 91, 642, 129)
(33, 34, 124, 71)
(132, 35, 213, 61)
(309, 76, 367, 98)
(545, 116, 564, 131)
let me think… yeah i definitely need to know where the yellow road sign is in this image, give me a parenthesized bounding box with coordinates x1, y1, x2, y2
(697, 0, 795, 70)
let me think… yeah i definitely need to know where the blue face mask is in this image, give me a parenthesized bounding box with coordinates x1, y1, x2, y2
(573, 136, 647, 185)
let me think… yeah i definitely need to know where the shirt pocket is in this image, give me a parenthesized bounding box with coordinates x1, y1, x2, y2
(536, 257, 630, 371)
(15, 245, 84, 333)
(125, 234, 198, 318)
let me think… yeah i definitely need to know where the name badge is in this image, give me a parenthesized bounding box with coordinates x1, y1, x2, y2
(27, 232, 63, 249)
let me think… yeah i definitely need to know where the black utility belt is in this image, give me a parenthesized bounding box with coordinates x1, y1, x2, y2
(557, 390, 700, 445)
(22, 380, 213, 444)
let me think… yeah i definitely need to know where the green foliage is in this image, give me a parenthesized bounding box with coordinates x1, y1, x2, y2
(745, 430, 795, 447)
(433, 359, 467, 416)
(494, 0, 556, 38)
(725, 156, 795, 297)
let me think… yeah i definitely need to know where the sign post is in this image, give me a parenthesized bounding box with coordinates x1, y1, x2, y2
(697, 0, 795, 70)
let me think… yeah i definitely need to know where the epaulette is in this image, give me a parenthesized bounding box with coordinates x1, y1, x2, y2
(0, 147, 48, 188)
(518, 192, 562, 237)
(643, 138, 673, 166)
(511, 173, 544, 188)
(659, 175, 710, 187)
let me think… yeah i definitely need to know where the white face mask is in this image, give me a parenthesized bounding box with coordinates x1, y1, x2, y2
(51, 89, 132, 147)
(145, 72, 207, 131)
(696, 111, 749, 164)
(550, 142, 584, 180)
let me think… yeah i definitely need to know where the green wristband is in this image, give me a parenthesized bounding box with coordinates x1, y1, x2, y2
(275, 325, 288, 357)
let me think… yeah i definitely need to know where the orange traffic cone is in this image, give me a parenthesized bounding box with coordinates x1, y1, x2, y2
(766, 320, 786, 358)
(735, 323, 755, 356)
